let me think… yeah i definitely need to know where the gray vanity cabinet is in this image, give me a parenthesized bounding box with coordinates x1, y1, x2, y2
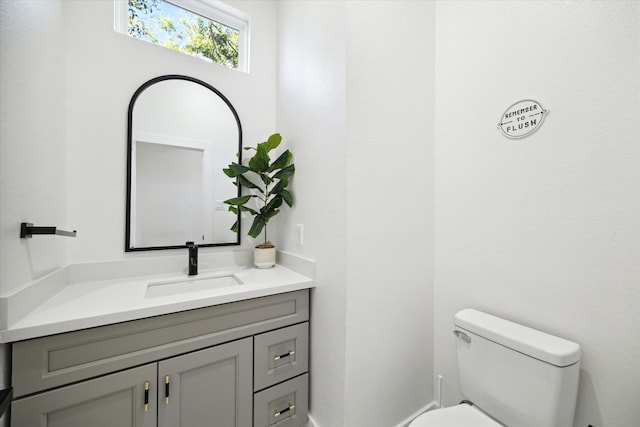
(10, 289, 309, 427)
(11, 338, 252, 427)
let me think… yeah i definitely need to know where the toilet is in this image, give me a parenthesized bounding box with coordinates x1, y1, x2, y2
(410, 309, 581, 427)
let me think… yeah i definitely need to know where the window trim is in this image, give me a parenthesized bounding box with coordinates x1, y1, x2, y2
(114, 0, 250, 72)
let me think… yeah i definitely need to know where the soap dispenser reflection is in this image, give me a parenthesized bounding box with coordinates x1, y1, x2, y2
(186, 241, 198, 276)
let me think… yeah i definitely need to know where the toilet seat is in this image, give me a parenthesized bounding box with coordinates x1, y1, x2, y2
(408, 403, 503, 427)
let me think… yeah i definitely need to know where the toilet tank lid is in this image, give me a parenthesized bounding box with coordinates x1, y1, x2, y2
(455, 309, 581, 367)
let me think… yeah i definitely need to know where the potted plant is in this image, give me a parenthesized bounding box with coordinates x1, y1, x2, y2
(223, 133, 295, 268)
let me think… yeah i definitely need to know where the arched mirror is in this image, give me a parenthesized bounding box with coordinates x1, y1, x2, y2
(126, 75, 241, 251)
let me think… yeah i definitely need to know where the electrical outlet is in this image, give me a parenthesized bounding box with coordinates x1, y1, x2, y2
(215, 200, 226, 211)
(296, 224, 304, 245)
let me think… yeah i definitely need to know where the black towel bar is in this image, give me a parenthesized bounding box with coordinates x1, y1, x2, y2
(20, 222, 77, 238)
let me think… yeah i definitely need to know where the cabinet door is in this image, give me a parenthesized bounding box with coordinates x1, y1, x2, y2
(158, 338, 252, 427)
(11, 364, 156, 427)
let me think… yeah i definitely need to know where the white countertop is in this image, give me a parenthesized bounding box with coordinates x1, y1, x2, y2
(0, 251, 315, 343)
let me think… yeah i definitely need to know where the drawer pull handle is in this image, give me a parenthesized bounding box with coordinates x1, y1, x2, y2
(274, 403, 295, 417)
(274, 349, 295, 361)
(165, 375, 170, 404)
(144, 381, 150, 412)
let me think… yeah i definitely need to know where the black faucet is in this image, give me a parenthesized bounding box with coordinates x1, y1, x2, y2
(186, 241, 198, 276)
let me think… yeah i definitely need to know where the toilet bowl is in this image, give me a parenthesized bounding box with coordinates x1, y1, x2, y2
(409, 403, 502, 426)
(408, 309, 581, 427)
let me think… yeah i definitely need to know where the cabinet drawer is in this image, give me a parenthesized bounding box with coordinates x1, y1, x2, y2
(254, 322, 308, 391)
(254, 374, 308, 427)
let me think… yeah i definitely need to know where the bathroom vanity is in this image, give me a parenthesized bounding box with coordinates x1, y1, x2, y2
(0, 251, 314, 427)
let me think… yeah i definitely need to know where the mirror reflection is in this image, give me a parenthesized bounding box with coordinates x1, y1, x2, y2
(126, 75, 241, 251)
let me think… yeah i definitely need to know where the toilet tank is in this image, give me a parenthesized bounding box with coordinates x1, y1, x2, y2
(454, 309, 581, 427)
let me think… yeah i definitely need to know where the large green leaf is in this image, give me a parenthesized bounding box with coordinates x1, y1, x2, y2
(280, 189, 294, 207)
(264, 133, 282, 152)
(273, 164, 295, 180)
(238, 174, 262, 192)
(230, 220, 238, 233)
(248, 215, 266, 238)
(259, 173, 273, 186)
(248, 143, 270, 172)
(270, 177, 288, 195)
(224, 195, 252, 205)
(269, 150, 292, 172)
(265, 208, 280, 220)
(263, 195, 283, 215)
(223, 163, 249, 178)
(239, 205, 258, 215)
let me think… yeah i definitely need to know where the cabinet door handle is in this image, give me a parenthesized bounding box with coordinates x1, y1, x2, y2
(274, 349, 295, 361)
(144, 381, 150, 412)
(274, 403, 295, 417)
(165, 375, 170, 404)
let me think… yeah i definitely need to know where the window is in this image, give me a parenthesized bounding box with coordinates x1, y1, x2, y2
(115, 0, 249, 72)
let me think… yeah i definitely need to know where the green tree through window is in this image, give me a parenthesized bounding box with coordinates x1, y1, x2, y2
(128, 0, 240, 69)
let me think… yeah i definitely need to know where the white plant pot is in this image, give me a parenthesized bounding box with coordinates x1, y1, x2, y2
(254, 247, 276, 269)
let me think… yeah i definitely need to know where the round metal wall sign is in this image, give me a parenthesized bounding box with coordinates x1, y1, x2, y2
(497, 99, 547, 139)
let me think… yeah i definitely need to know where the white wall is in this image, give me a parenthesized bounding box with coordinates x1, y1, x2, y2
(343, 1, 434, 426)
(433, 2, 640, 427)
(4, 2, 637, 426)
(0, 0, 278, 295)
(276, 1, 435, 426)
(0, 0, 68, 295)
(65, 0, 277, 263)
(276, 2, 348, 425)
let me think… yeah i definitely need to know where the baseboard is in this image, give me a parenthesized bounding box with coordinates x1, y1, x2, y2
(306, 402, 437, 427)
(306, 414, 318, 427)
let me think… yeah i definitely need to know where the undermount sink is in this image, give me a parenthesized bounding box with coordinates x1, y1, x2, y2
(145, 274, 244, 298)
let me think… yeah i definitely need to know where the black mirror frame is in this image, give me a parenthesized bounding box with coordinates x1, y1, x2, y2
(125, 75, 242, 252)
